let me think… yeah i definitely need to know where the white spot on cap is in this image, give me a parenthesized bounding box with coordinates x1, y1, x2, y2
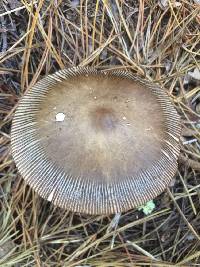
(56, 113, 65, 122)
(123, 116, 126, 120)
(145, 127, 152, 131)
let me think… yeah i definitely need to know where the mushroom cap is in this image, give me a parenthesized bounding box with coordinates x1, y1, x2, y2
(11, 68, 181, 214)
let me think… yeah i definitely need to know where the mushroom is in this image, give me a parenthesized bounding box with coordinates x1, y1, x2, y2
(11, 67, 181, 214)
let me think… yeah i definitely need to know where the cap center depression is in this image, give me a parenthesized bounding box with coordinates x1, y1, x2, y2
(91, 107, 118, 132)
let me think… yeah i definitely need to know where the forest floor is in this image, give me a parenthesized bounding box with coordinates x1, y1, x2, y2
(0, 0, 200, 266)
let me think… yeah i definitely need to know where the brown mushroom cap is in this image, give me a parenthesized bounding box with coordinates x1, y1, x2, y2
(11, 67, 181, 214)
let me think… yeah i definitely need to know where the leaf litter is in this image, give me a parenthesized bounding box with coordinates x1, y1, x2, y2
(0, 0, 200, 266)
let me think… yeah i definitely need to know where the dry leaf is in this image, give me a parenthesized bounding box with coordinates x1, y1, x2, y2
(188, 68, 200, 80)
(159, 0, 182, 9)
(71, 0, 79, 8)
